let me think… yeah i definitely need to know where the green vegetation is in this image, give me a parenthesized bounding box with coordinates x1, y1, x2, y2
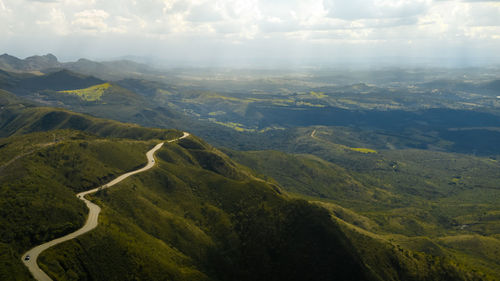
(0, 117, 480, 280)
(225, 139, 500, 279)
(1, 59, 499, 280)
(0, 106, 180, 140)
(212, 120, 255, 132)
(309, 91, 327, 99)
(336, 219, 490, 281)
(222, 149, 368, 200)
(0, 90, 182, 140)
(0, 130, 160, 280)
(58, 82, 111, 101)
(37, 136, 480, 281)
(438, 235, 500, 275)
(1, 133, 367, 281)
(348, 147, 378, 154)
(0, 93, 184, 280)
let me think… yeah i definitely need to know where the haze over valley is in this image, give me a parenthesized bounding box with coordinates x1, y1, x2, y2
(1, 0, 500, 280)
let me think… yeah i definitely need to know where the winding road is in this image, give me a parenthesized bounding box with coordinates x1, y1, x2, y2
(21, 132, 190, 281)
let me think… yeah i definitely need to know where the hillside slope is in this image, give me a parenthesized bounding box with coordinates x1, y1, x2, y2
(1, 133, 375, 281)
(0, 101, 486, 280)
(0, 130, 160, 280)
(36, 135, 484, 281)
(225, 146, 500, 279)
(0, 89, 181, 140)
(0, 69, 187, 133)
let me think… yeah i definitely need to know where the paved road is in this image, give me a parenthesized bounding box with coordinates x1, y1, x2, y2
(21, 132, 190, 281)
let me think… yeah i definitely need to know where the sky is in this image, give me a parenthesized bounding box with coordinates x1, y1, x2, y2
(1, 0, 500, 67)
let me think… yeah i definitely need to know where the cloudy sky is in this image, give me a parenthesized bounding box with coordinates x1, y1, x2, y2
(1, 0, 500, 66)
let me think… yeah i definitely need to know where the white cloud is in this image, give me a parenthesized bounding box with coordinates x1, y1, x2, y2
(417, 1, 500, 41)
(324, 0, 430, 20)
(74, 8, 108, 19)
(186, 2, 222, 22)
(35, 8, 69, 35)
(0, 0, 499, 64)
(26, 0, 59, 3)
(63, 0, 96, 5)
(71, 9, 109, 32)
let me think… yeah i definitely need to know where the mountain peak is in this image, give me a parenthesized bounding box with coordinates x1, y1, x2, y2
(0, 53, 61, 72)
(77, 58, 94, 63)
(0, 53, 23, 62)
(0, 53, 18, 58)
(25, 53, 59, 64)
(0, 54, 25, 72)
(45, 53, 58, 60)
(39, 53, 59, 63)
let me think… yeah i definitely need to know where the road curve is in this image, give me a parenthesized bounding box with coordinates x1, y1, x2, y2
(22, 132, 190, 281)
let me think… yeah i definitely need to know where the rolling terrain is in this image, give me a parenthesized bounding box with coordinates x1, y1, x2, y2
(0, 53, 164, 81)
(0, 55, 498, 280)
(0, 90, 488, 280)
(225, 140, 500, 278)
(4, 56, 499, 156)
(22, 134, 188, 281)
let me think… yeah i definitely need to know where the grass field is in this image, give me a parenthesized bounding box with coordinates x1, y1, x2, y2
(59, 83, 111, 101)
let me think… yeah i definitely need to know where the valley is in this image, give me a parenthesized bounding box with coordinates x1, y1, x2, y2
(0, 54, 499, 280)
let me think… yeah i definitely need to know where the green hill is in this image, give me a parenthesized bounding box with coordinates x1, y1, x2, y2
(0, 100, 487, 280)
(224, 143, 500, 279)
(1, 131, 375, 281)
(0, 130, 160, 280)
(32, 135, 484, 281)
(58, 82, 111, 101)
(9, 69, 104, 94)
(0, 69, 188, 135)
(0, 89, 181, 140)
(222, 149, 370, 201)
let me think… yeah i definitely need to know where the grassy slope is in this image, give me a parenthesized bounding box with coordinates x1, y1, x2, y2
(0, 92, 184, 280)
(0, 130, 159, 280)
(35, 136, 376, 281)
(0, 90, 492, 280)
(0, 95, 373, 280)
(58, 82, 111, 101)
(222, 149, 371, 202)
(1, 69, 186, 136)
(36, 136, 484, 281)
(0, 118, 487, 280)
(225, 147, 500, 279)
(333, 217, 490, 281)
(0, 89, 182, 140)
(42, 81, 189, 136)
(9, 69, 104, 93)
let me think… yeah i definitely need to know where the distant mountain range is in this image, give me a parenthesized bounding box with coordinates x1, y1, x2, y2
(0, 53, 60, 72)
(0, 53, 161, 80)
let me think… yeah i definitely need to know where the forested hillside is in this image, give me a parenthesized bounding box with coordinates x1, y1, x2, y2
(0, 92, 488, 280)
